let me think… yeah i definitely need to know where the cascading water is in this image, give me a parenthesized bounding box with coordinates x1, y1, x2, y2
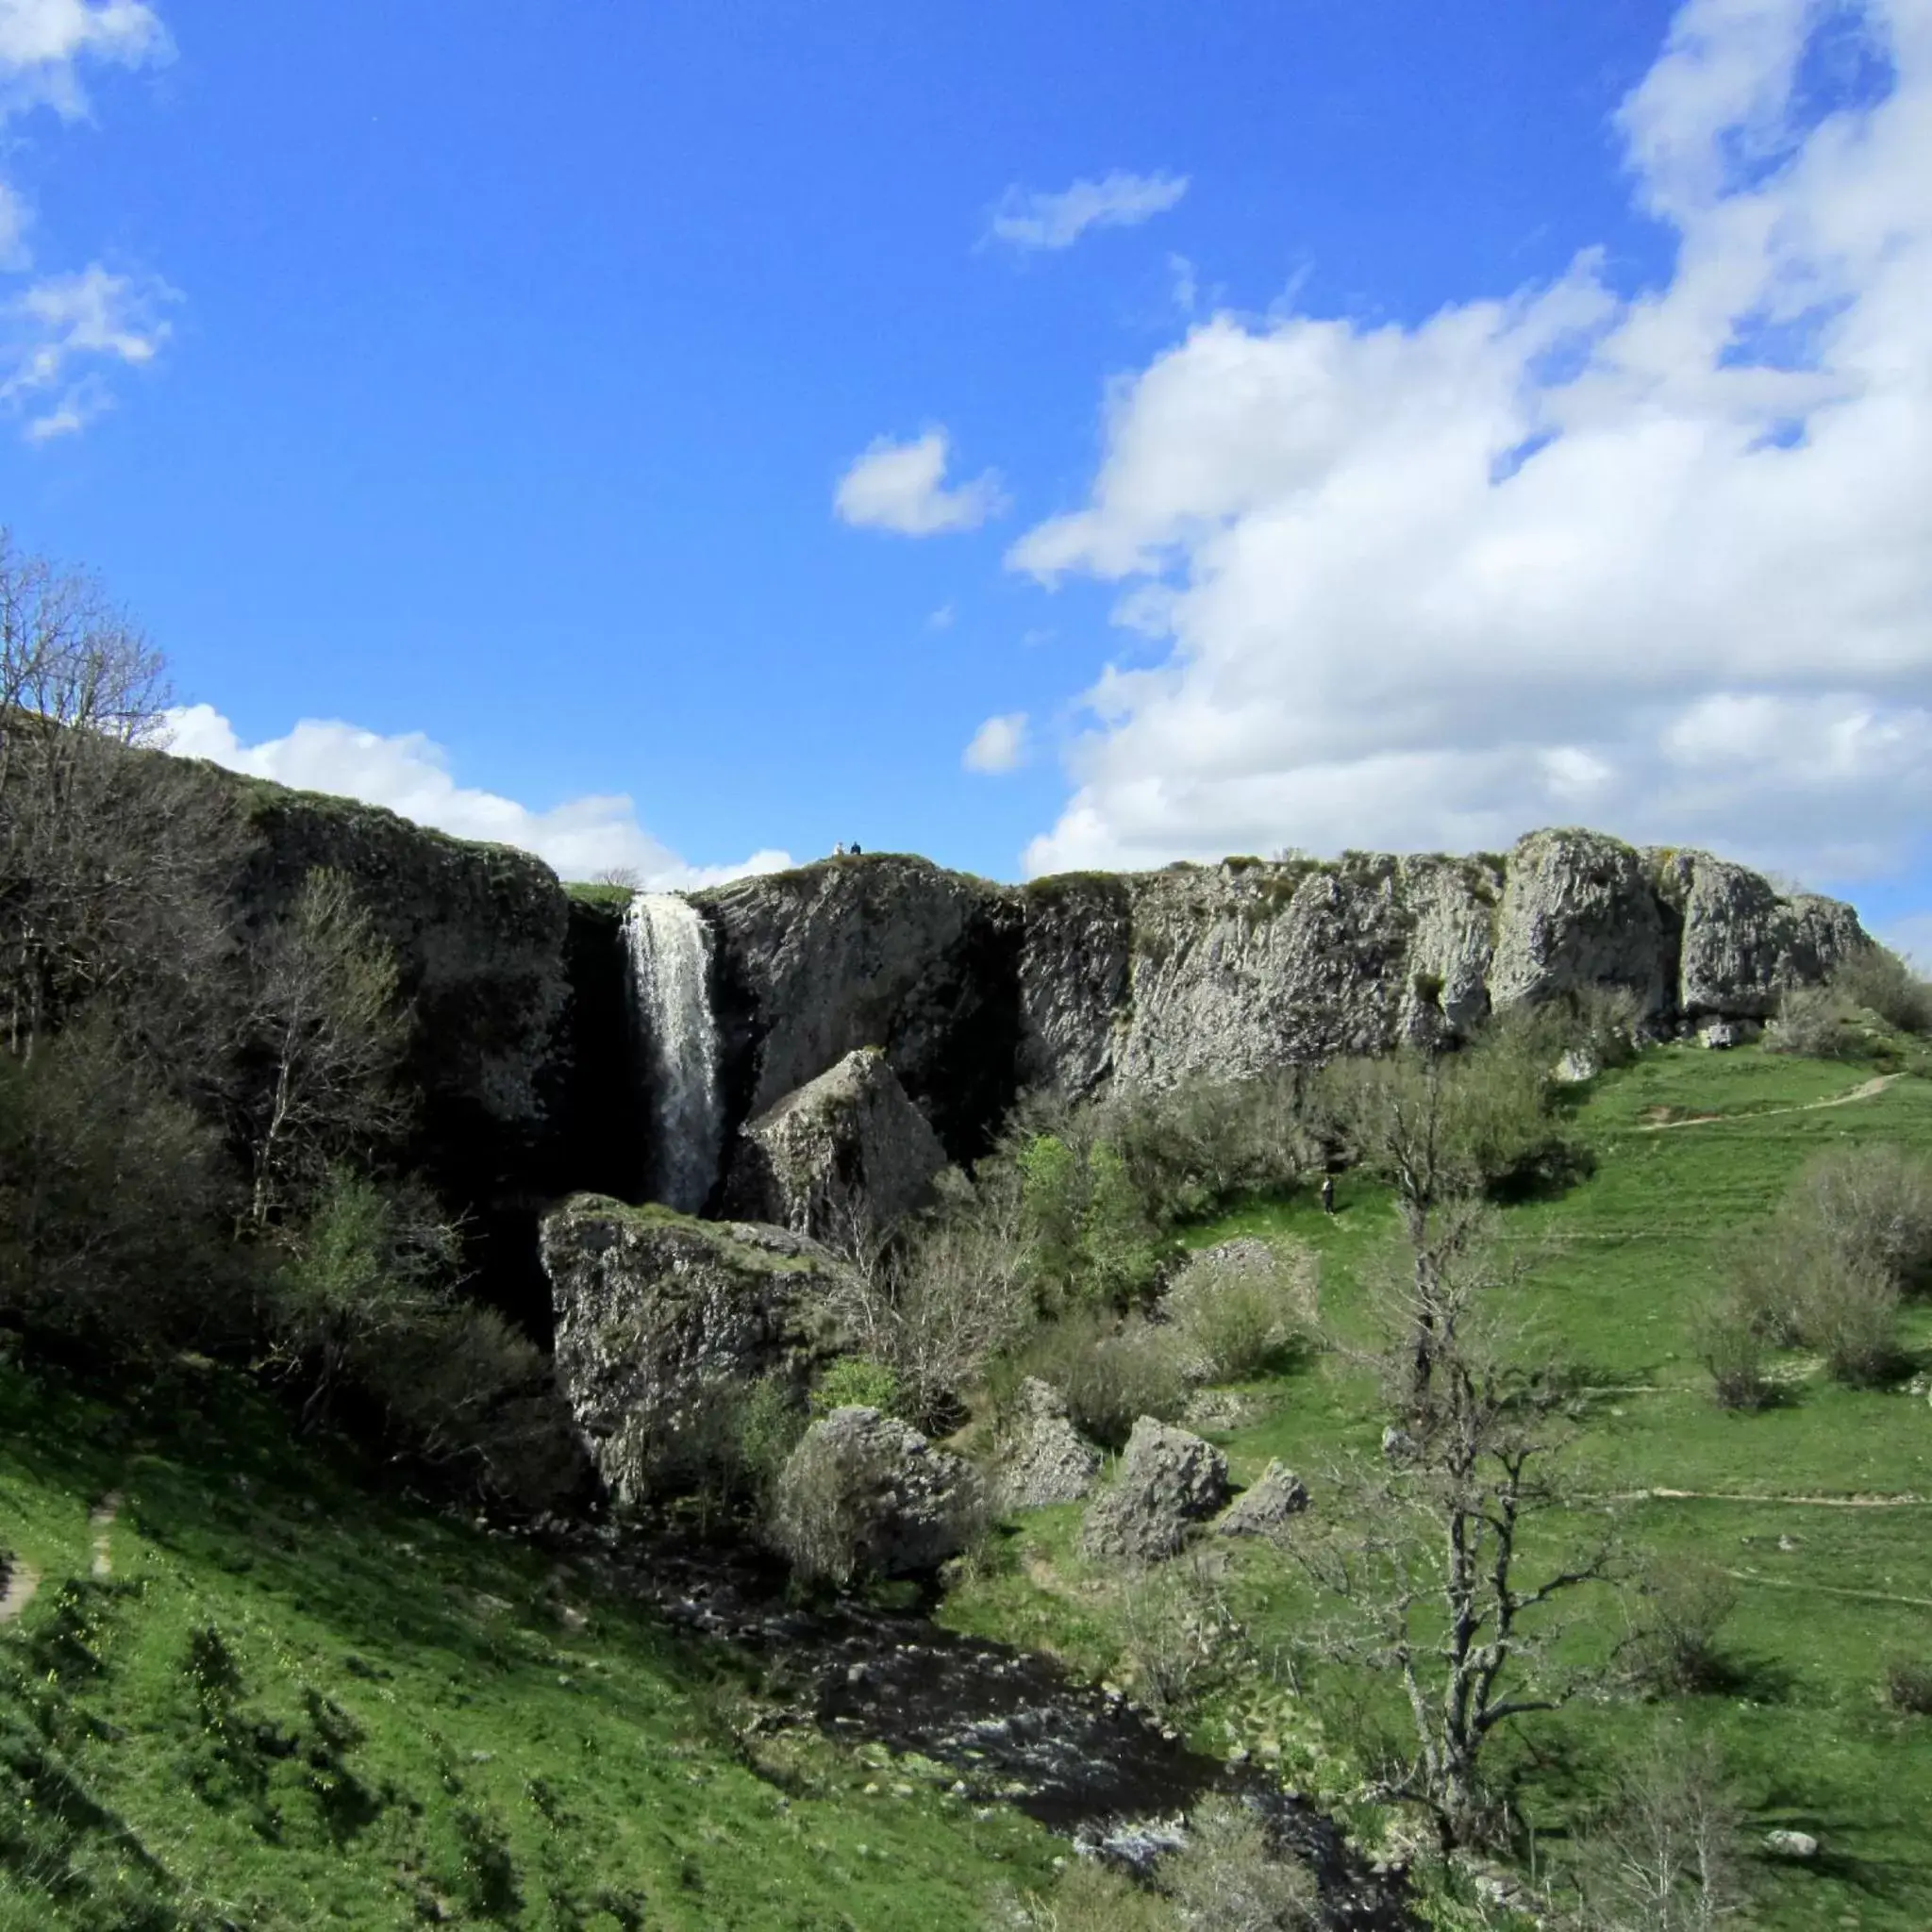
(623, 892, 724, 1213)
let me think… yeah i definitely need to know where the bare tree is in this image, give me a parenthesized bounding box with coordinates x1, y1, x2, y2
(1297, 1215, 1608, 1852)
(0, 532, 243, 1065)
(242, 867, 408, 1228)
(1318, 1039, 1557, 1408)
(1559, 1729, 1750, 1931)
(823, 1166, 1033, 1426)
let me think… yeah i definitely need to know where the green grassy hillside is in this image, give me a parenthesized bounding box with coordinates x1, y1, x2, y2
(942, 1045, 1932, 1930)
(0, 1362, 1057, 1930)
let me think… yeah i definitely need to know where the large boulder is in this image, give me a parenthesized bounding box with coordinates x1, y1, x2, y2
(774, 1406, 984, 1581)
(997, 1378, 1103, 1510)
(695, 854, 1021, 1159)
(541, 1194, 851, 1503)
(1213, 1460, 1310, 1541)
(1080, 1418, 1230, 1564)
(722, 1047, 947, 1241)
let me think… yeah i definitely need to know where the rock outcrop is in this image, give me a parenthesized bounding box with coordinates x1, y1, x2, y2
(1080, 1418, 1230, 1564)
(1214, 1461, 1310, 1541)
(997, 1378, 1103, 1510)
(691, 832, 1866, 1157)
(699, 855, 1022, 1158)
(541, 1194, 851, 1503)
(722, 1047, 947, 1241)
(777, 1406, 984, 1579)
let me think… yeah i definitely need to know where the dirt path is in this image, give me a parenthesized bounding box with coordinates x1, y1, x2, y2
(0, 1555, 40, 1624)
(1638, 1072, 1907, 1132)
(1722, 1570, 1932, 1611)
(1611, 1486, 1925, 1507)
(90, 1491, 122, 1580)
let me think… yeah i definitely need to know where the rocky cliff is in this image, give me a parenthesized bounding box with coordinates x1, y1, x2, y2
(200, 756, 1872, 1242)
(690, 829, 1868, 1163)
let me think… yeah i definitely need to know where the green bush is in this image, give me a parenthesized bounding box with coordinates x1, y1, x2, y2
(1165, 1239, 1317, 1382)
(810, 1356, 905, 1419)
(1621, 1557, 1740, 1693)
(1764, 983, 1862, 1059)
(1691, 1287, 1774, 1410)
(1788, 1143, 1932, 1299)
(1832, 944, 1932, 1036)
(1797, 1251, 1901, 1387)
(1008, 1312, 1192, 1450)
(1883, 1657, 1932, 1715)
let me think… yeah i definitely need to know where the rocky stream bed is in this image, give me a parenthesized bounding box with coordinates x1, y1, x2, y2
(556, 1523, 1416, 1930)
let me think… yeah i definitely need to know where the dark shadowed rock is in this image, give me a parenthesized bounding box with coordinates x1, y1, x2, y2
(777, 1405, 984, 1579)
(1081, 1418, 1230, 1564)
(541, 1194, 852, 1503)
(998, 1378, 1103, 1509)
(722, 1046, 947, 1241)
(1214, 1460, 1310, 1541)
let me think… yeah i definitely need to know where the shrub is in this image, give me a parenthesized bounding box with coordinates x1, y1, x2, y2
(1832, 943, 1932, 1036)
(1009, 1311, 1192, 1450)
(1788, 1143, 1932, 1299)
(1166, 1240, 1317, 1382)
(1764, 983, 1861, 1059)
(1797, 1251, 1900, 1387)
(1158, 1795, 1320, 1929)
(1691, 1287, 1774, 1410)
(1112, 1554, 1242, 1717)
(999, 1861, 1178, 1931)
(1883, 1657, 1932, 1715)
(810, 1356, 904, 1419)
(1621, 1557, 1739, 1693)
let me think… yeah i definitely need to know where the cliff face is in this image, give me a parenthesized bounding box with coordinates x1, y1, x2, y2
(692, 830, 1870, 1159)
(698, 855, 1022, 1158)
(227, 776, 577, 1328)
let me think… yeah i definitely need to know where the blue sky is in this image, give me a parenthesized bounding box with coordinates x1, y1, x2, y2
(0, 0, 1926, 951)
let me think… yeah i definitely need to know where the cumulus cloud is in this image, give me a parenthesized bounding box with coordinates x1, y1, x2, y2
(834, 428, 1007, 536)
(1008, 0, 1932, 886)
(988, 170, 1190, 251)
(0, 1, 175, 440)
(164, 705, 791, 890)
(962, 712, 1028, 774)
(2, 263, 172, 436)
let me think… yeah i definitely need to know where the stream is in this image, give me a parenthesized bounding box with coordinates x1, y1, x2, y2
(557, 1524, 1415, 1930)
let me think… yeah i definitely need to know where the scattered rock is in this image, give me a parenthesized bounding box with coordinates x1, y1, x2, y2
(723, 1047, 948, 1242)
(1700, 1019, 1743, 1049)
(1381, 1425, 1419, 1463)
(999, 1379, 1102, 1509)
(1081, 1419, 1230, 1564)
(1764, 1829, 1819, 1859)
(776, 1406, 985, 1580)
(1181, 1388, 1261, 1433)
(1553, 1046, 1600, 1084)
(1213, 1461, 1310, 1541)
(542, 1195, 853, 1504)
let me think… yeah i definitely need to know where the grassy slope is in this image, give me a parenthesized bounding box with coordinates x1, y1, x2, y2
(943, 1046, 1932, 1930)
(0, 1364, 1058, 1931)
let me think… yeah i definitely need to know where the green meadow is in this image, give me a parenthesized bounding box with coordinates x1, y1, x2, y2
(942, 1045, 1932, 1931)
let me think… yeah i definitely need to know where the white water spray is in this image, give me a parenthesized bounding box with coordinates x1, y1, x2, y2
(623, 892, 724, 1213)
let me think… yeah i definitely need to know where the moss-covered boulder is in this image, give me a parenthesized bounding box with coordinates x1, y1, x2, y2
(540, 1194, 853, 1504)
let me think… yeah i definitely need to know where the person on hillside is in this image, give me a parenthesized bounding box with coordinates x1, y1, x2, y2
(1320, 1174, 1336, 1215)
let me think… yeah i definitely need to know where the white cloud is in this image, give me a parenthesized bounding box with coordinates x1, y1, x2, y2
(963, 712, 1028, 774)
(163, 705, 791, 890)
(1010, 0, 1932, 886)
(0, 0, 167, 117)
(988, 170, 1190, 252)
(834, 428, 1007, 536)
(2, 263, 171, 435)
(0, 2, 174, 440)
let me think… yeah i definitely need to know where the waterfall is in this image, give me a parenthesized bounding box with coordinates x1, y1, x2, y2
(622, 892, 724, 1213)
